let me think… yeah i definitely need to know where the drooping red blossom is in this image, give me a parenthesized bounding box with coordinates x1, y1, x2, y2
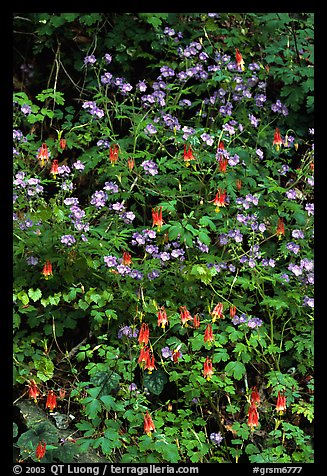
(180, 306, 193, 326)
(109, 144, 119, 164)
(152, 206, 163, 230)
(35, 441, 46, 460)
(251, 386, 261, 405)
(172, 349, 181, 363)
(204, 323, 214, 343)
(203, 356, 214, 381)
(122, 251, 132, 266)
(229, 305, 237, 318)
(276, 391, 287, 413)
(38, 143, 49, 167)
(273, 128, 283, 150)
(138, 323, 150, 346)
(144, 411, 155, 436)
(219, 157, 228, 173)
(247, 400, 259, 428)
(211, 303, 224, 322)
(59, 138, 67, 150)
(28, 379, 40, 402)
(210, 188, 227, 212)
(235, 48, 245, 71)
(192, 314, 201, 329)
(157, 306, 168, 329)
(277, 218, 285, 237)
(236, 179, 242, 190)
(183, 144, 195, 163)
(45, 390, 57, 411)
(144, 351, 156, 373)
(127, 157, 135, 170)
(50, 159, 59, 177)
(42, 261, 53, 279)
(138, 346, 150, 366)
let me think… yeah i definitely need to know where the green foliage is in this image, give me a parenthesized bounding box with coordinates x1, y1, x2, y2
(13, 12, 314, 464)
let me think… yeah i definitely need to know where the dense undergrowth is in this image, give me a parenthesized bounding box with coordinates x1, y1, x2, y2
(13, 12, 314, 464)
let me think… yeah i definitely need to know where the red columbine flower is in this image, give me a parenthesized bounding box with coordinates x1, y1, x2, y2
(192, 313, 201, 329)
(152, 206, 163, 231)
(183, 144, 195, 165)
(138, 346, 150, 367)
(180, 306, 193, 326)
(236, 179, 242, 190)
(144, 351, 156, 374)
(273, 128, 283, 150)
(203, 356, 214, 381)
(157, 306, 168, 329)
(45, 390, 57, 411)
(276, 218, 285, 238)
(42, 261, 53, 279)
(59, 138, 67, 150)
(127, 157, 135, 170)
(219, 157, 228, 173)
(138, 323, 150, 346)
(35, 441, 46, 460)
(276, 391, 287, 413)
(210, 188, 227, 213)
(122, 251, 132, 266)
(211, 303, 224, 322)
(247, 400, 259, 429)
(235, 48, 245, 71)
(50, 159, 59, 177)
(144, 411, 155, 436)
(28, 379, 40, 402)
(204, 323, 214, 343)
(229, 305, 237, 318)
(251, 386, 261, 405)
(172, 348, 181, 363)
(109, 144, 119, 164)
(38, 143, 49, 167)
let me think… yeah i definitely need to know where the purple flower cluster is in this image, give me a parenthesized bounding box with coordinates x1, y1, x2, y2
(13, 172, 44, 197)
(210, 432, 223, 446)
(200, 133, 214, 146)
(271, 99, 288, 116)
(21, 104, 32, 115)
(61, 234, 76, 246)
(117, 325, 139, 339)
(206, 262, 236, 274)
(82, 101, 104, 119)
(26, 255, 39, 266)
(140, 160, 158, 176)
(236, 213, 266, 233)
(64, 197, 90, 235)
(84, 54, 96, 65)
(90, 190, 108, 208)
(103, 254, 144, 280)
(236, 194, 259, 210)
(232, 313, 263, 328)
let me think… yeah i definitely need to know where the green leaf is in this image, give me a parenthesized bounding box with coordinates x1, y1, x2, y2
(17, 291, 29, 305)
(90, 370, 120, 397)
(85, 398, 102, 419)
(224, 361, 246, 380)
(28, 288, 42, 302)
(143, 369, 167, 395)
